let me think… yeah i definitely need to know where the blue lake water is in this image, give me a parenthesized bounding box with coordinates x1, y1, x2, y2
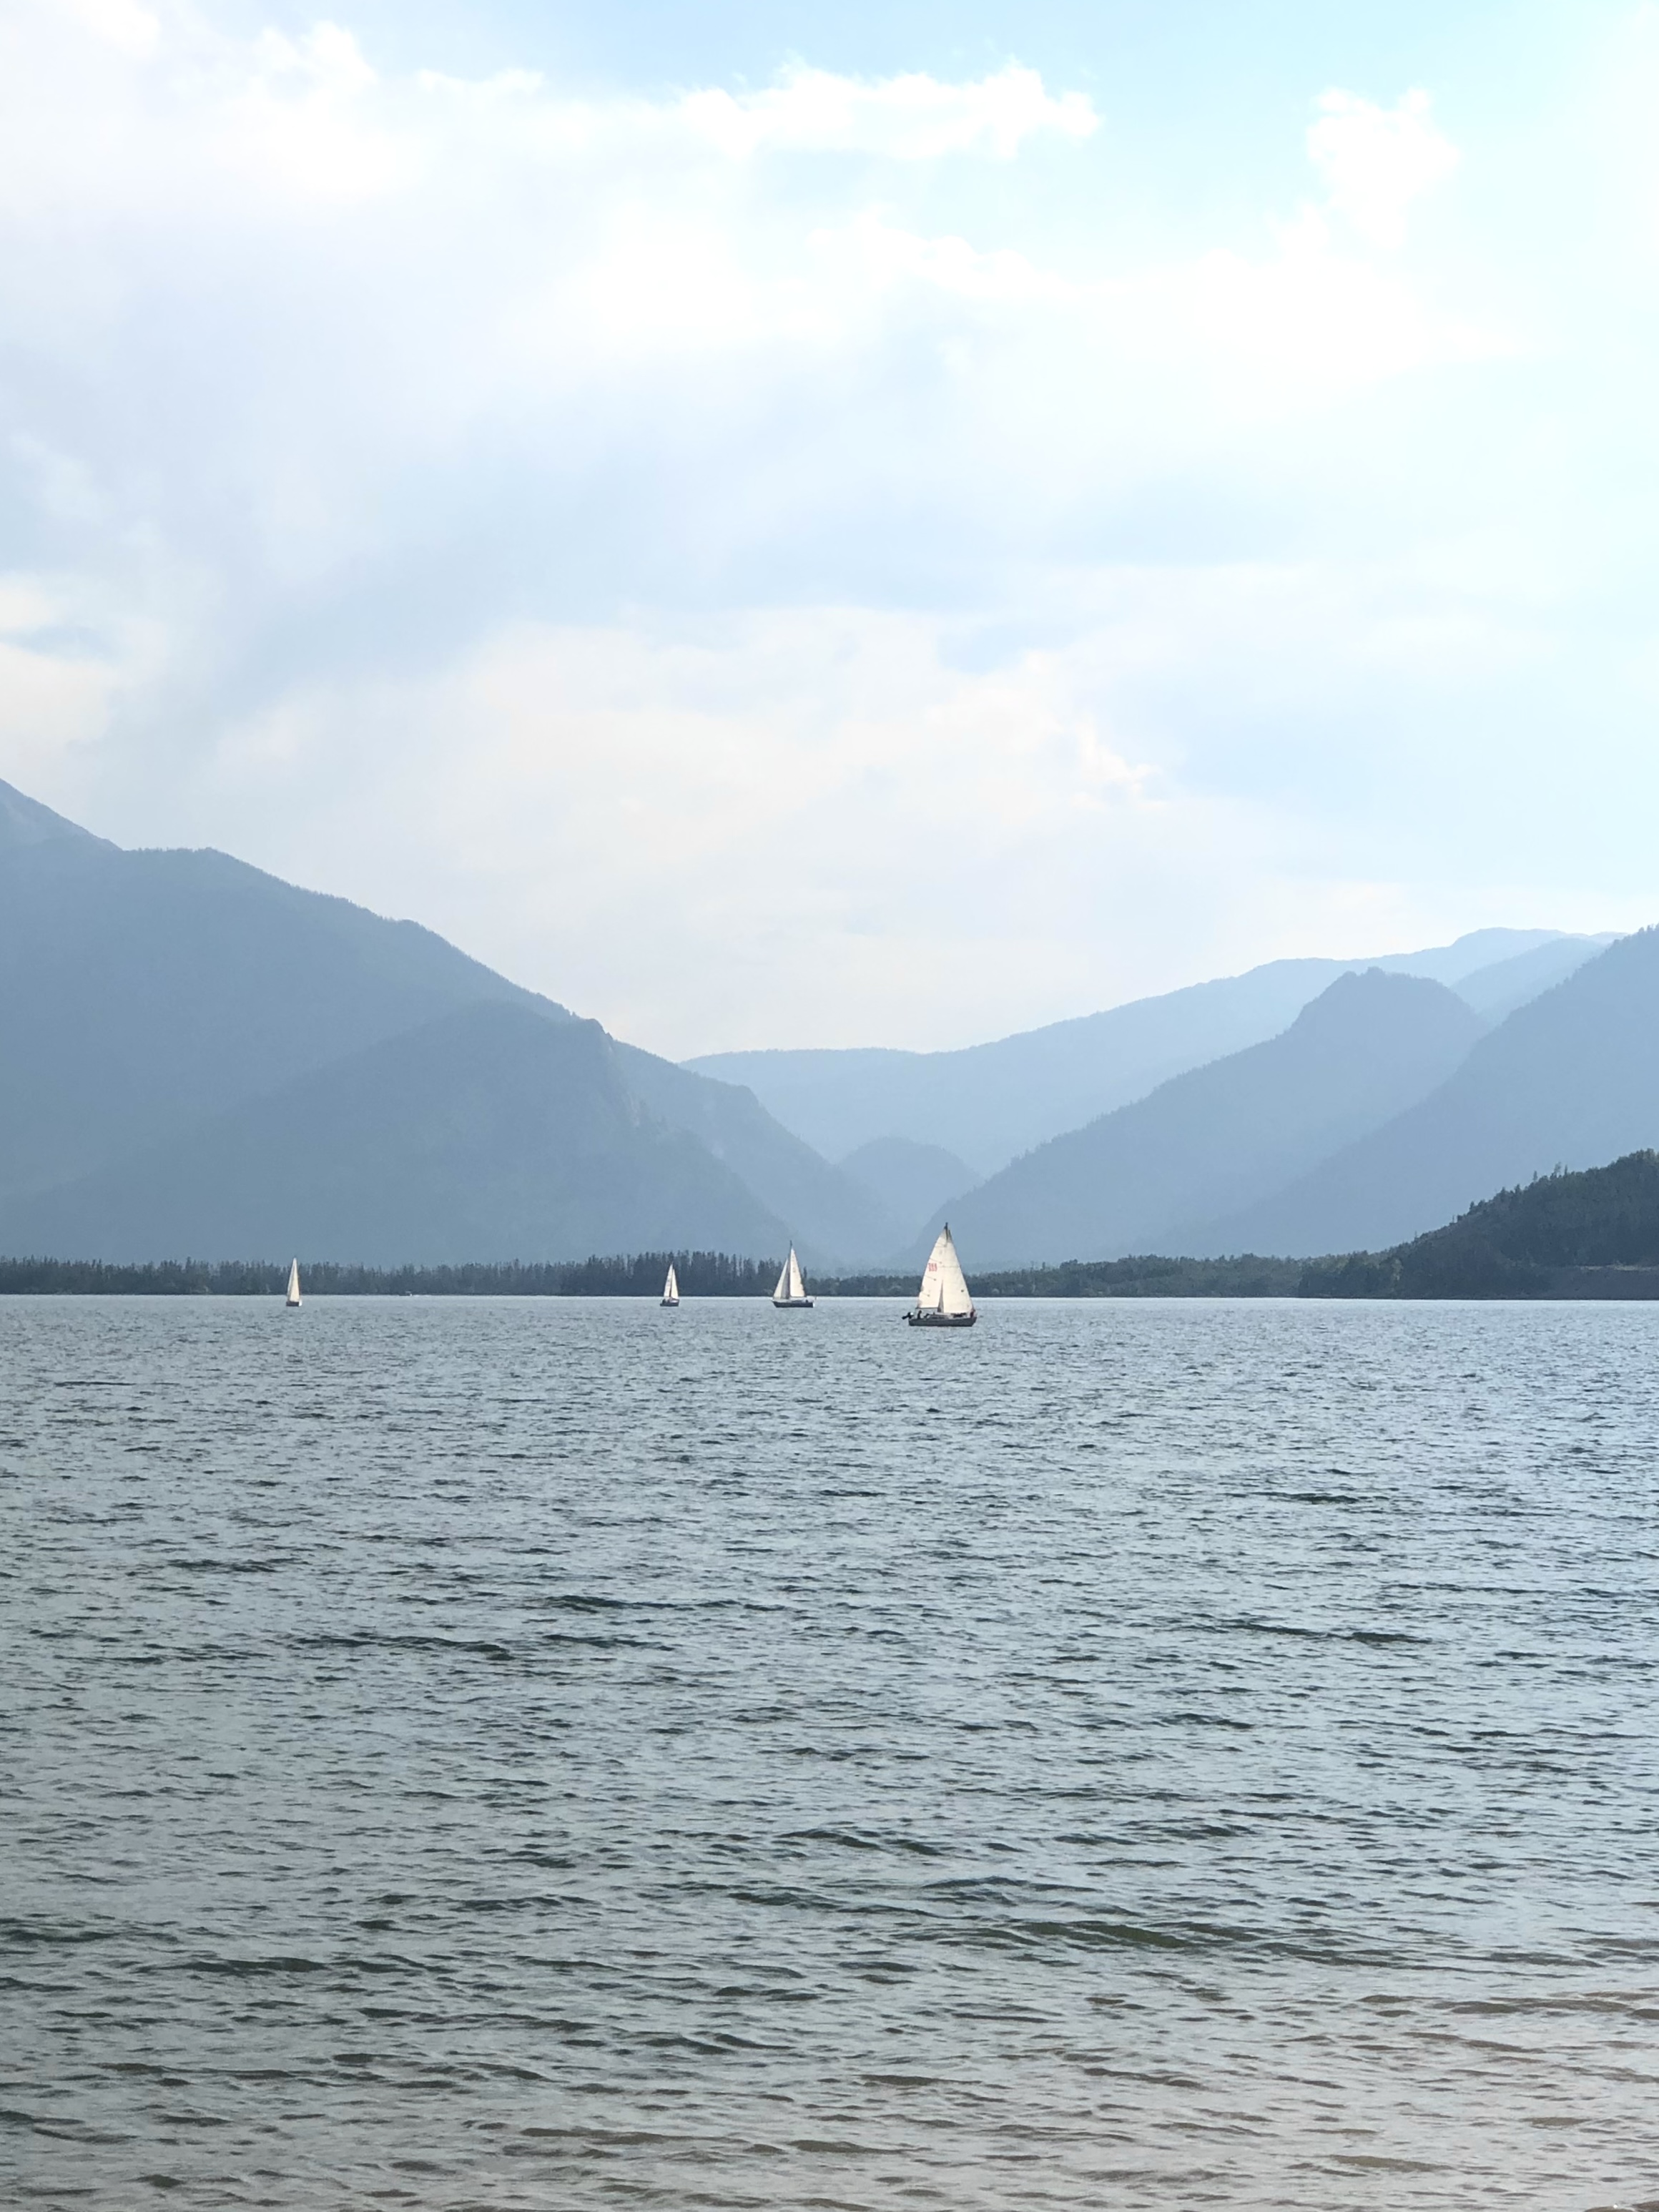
(3, 1294, 1658, 2210)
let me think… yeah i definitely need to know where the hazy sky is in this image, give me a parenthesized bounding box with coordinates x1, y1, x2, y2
(2, 0, 1655, 1053)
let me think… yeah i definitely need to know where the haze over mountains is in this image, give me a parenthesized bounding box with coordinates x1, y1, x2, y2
(690, 929, 1608, 1174)
(1, 775, 1649, 1272)
(935, 972, 1484, 1267)
(0, 782, 890, 1267)
(1207, 926, 1659, 1259)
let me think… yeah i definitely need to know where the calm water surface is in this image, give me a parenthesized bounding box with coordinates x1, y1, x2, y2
(3, 1296, 1658, 2210)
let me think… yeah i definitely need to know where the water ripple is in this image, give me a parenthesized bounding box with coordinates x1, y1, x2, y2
(3, 1294, 1658, 2208)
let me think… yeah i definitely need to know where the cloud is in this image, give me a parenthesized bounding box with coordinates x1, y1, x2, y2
(1308, 88, 1460, 250)
(57, 0, 157, 58)
(0, 6, 1643, 1052)
(137, 560, 1650, 1056)
(180, 605, 1215, 1055)
(681, 62, 1097, 162)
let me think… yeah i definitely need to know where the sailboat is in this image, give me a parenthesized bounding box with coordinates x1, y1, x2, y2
(285, 1258, 302, 1310)
(908, 1224, 975, 1327)
(772, 1246, 814, 1309)
(661, 1262, 680, 1307)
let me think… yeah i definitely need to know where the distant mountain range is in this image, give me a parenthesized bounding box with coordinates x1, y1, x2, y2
(920, 932, 1659, 1268)
(687, 928, 1610, 1174)
(0, 775, 1645, 1271)
(1207, 925, 1659, 1257)
(931, 970, 1484, 1267)
(0, 781, 892, 1267)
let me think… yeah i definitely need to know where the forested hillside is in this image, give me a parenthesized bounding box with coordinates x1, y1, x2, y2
(1302, 1152, 1659, 1297)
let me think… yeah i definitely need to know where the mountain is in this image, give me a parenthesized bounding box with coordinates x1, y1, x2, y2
(609, 1045, 900, 1262)
(0, 1003, 791, 1267)
(687, 930, 1572, 1174)
(1300, 1151, 1659, 1298)
(929, 970, 1484, 1268)
(837, 1136, 979, 1239)
(0, 774, 1625, 1272)
(0, 803, 545, 1208)
(1207, 930, 1659, 1258)
(0, 778, 885, 1266)
(0, 781, 114, 850)
(1454, 933, 1616, 1023)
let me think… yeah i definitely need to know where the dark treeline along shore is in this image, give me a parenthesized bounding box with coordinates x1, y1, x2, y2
(830, 1254, 1305, 1297)
(0, 1253, 781, 1299)
(9, 1154, 1659, 1299)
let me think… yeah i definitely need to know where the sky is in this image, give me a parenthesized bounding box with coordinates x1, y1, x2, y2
(2, 0, 1658, 1056)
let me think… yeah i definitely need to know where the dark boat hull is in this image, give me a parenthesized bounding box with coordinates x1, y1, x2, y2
(907, 1308, 976, 1327)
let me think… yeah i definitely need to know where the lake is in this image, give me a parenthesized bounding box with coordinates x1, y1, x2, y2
(3, 1295, 1657, 2208)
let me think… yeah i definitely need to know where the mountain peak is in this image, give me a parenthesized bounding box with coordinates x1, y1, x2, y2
(1291, 966, 1480, 1043)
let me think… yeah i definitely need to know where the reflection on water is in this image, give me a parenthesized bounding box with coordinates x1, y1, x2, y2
(4, 1294, 1658, 2208)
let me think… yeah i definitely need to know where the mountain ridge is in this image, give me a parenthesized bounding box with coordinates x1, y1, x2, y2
(0, 1001, 796, 1267)
(687, 930, 1606, 1176)
(918, 969, 1485, 1268)
(0, 778, 887, 1266)
(1203, 928, 1659, 1258)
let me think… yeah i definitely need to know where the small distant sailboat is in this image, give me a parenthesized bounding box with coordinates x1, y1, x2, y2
(661, 1262, 680, 1307)
(772, 1246, 814, 1309)
(285, 1257, 302, 1310)
(908, 1224, 976, 1327)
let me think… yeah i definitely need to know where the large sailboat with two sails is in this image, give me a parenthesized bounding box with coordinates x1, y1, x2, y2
(908, 1226, 976, 1327)
(772, 1246, 814, 1309)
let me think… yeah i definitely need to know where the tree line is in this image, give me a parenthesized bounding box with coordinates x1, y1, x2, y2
(0, 1253, 781, 1297)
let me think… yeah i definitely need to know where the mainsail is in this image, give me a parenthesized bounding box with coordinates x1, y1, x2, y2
(285, 1258, 302, 1309)
(662, 1264, 679, 1305)
(915, 1227, 973, 1319)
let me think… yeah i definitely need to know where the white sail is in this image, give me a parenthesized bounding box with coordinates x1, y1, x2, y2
(663, 1264, 679, 1304)
(773, 1246, 811, 1305)
(917, 1227, 972, 1318)
(285, 1257, 301, 1309)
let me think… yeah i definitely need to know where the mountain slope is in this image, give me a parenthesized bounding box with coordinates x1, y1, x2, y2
(0, 1002, 790, 1266)
(1454, 933, 1616, 1023)
(932, 970, 1484, 1267)
(688, 931, 1565, 1174)
(1208, 930, 1659, 1257)
(0, 777, 885, 1263)
(0, 782, 114, 850)
(1300, 1151, 1659, 1297)
(613, 1044, 900, 1264)
(837, 1137, 979, 1241)
(0, 805, 548, 1204)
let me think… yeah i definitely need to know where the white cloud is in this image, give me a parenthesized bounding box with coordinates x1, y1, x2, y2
(182, 606, 1207, 1053)
(0, 7, 1643, 1051)
(1309, 87, 1460, 250)
(146, 557, 1646, 1056)
(56, 0, 158, 59)
(682, 62, 1096, 161)
(0, 570, 132, 790)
